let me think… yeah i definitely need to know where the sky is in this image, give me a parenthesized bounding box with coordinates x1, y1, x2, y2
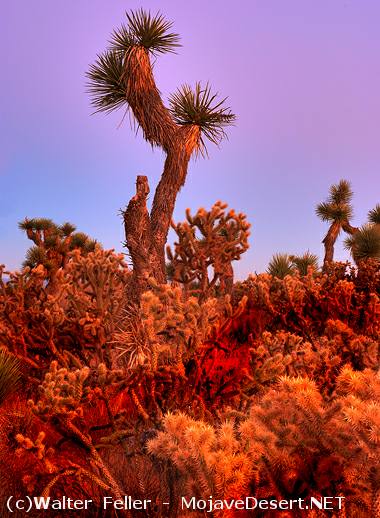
(1, 0, 380, 278)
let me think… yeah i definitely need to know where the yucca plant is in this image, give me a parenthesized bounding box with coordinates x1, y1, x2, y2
(290, 251, 319, 276)
(316, 180, 357, 269)
(87, 10, 235, 296)
(0, 349, 21, 405)
(267, 253, 294, 279)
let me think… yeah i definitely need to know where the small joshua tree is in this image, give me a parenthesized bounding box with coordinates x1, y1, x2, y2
(316, 180, 358, 269)
(166, 202, 250, 299)
(87, 10, 235, 296)
(18, 218, 97, 286)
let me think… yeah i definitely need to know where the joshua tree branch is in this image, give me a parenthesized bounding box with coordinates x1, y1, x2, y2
(123, 47, 177, 150)
(342, 220, 359, 235)
(149, 126, 200, 282)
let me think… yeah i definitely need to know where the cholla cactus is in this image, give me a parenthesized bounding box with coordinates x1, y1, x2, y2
(238, 369, 380, 517)
(60, 248, 131, 361)
(15, 431, 56, 474)
(239, 262, 380, 341)
(147, 412, 253, 516)
(27, 361, 124, 499)
(0, 248, 131, 368)
(335, 366, 380, 515)
(28, 361, 90, 420)
(167, 201, 250, 299)
(113, 281, 220, 369)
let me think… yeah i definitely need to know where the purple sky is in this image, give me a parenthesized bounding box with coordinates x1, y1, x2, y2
(1, 1, 380, 277)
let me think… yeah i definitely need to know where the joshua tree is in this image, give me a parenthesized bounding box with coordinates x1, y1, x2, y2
(87, 10, 235, 296)
(18, 218, 97, 285)
(316, 180, 358, 269)
(344, 205, 380, 263)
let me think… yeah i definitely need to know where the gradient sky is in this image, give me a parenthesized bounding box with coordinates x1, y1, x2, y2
(1, 1, 379, 278)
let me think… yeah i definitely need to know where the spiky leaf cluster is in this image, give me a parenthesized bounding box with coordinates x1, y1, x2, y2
(110, 9, 181, 55)
(290, 251, 319, 276)
(87, 51, 128, 114)
(345, 224, 380, 263)
(87, 9, 180, 115)
(0, 349, 21, 404)
(19, 217, 97, 272)
(169, 83, 235, 152)
(267, 253, 294, 279)
(343, 202, 380, 263)
(368, 204, 380, 225)
(316, 179, 354, 223)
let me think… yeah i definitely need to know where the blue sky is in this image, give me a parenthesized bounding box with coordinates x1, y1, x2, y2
(1, 0, 379, 277)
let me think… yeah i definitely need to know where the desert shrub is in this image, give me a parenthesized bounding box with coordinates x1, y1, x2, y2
(148, 367, 380, 517)
(234, 261, 380, 340)
(1, 248, 380, 517)
(0, 249, 131, 372)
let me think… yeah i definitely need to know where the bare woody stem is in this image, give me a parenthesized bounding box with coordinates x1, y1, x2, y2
(322, 221, 341, 270)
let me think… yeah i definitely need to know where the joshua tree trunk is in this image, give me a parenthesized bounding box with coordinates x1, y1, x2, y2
(123, 125, 200, 297)
(322, 218, 359, 271)
(322, 221, 341, 270)
(149, 126, 200, 281)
